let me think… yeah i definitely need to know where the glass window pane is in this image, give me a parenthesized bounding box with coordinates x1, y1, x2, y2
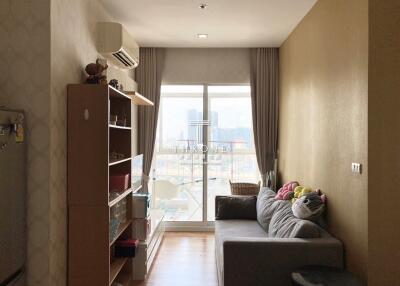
(151, 85, 204, 221)
(151, 84, 259, 223)
(207, 85, 259, 221)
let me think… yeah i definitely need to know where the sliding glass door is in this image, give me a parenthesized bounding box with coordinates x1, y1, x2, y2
(207, 86, 259, 221)
(151, 85, 259, 224)
(151, 85, 204, 221)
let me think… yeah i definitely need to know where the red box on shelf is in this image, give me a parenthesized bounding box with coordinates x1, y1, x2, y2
(115, 239, 139, 258)
(110, 173, 129, 192)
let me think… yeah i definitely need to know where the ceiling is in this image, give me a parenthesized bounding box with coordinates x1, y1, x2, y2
(100, 0, 317, 48)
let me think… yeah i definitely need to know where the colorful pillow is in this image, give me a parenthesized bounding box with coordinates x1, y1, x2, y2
(275, 181, 299, 200)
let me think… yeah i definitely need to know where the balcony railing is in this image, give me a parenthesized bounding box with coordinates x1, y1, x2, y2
(153, 140, 259, 185)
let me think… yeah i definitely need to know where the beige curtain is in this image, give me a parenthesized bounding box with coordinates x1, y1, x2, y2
(250, 48, 279, 187)
(136, 48, 165, 193)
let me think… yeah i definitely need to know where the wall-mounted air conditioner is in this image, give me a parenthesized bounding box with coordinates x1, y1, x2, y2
(97, 22, 139, 69)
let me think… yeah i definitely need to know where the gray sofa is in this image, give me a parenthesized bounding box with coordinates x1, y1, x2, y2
(215, 188, 343, 286)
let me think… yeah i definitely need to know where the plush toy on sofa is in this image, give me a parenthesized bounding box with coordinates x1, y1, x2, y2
(292, 191, 326, 221)
(275, 181, 299, 200)
(293, 186, 313, 199)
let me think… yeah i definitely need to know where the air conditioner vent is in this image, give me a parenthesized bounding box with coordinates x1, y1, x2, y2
(112, 49, 137, 68)
(97, 22, 139, 70)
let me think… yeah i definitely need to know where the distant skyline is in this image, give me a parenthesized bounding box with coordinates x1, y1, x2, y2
(158, 95, 254, 149)
(187, 109, 254, 149)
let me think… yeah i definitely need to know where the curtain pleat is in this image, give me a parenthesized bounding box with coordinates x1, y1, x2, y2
(250, 48, 279, 187)
(136, 48, 165, 193)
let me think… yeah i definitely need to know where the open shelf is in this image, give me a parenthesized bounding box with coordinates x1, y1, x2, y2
(132, 185, 142, 194)
(109, 157, 131, 166)
(109, 188, 133, 207)
(109, 124, 131, 130)
(109, 220, 132, 246)
(123, 91, 154, 106)
(109, 257, 128, 285)
(68, 84, 152, 285)
(115, 273, 132, 286)
(109, 85, 154, 106)
(109, 85, 131, 100)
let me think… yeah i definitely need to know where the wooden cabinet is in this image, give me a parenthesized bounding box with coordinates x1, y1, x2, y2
(67, 84, 153, 286)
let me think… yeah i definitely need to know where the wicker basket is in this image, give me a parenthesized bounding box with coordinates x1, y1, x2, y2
(229, 180, 261, 196)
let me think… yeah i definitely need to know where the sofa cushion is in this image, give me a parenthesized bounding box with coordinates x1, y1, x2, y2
(256, 187, 286, 232)
(268, 201, 321, 238)
(215, 220, 267, 239)
(215, 196, 257, 220)
(215, 220, 268, 286)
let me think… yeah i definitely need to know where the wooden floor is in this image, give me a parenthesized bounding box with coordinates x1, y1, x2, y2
(132, 232, 218, 286)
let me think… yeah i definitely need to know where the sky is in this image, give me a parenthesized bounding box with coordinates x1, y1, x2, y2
(158, 85, 253, 144)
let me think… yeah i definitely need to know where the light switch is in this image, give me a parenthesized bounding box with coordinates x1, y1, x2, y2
(352, 163, 362, 174)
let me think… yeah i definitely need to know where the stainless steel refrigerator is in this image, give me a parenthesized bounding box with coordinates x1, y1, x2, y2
(0, 109, 26, 286)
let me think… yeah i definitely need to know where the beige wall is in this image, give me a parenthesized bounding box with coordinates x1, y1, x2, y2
(368, 0, 400, 285)
(50, 1, 137, 285)
(278, 0, 368, 282)
(0, 0, 52, 285)
(163, 48, 250, 84)
(1, 0, 136, 285)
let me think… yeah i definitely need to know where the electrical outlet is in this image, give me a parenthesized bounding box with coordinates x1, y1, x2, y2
(351, 163, 362, 174)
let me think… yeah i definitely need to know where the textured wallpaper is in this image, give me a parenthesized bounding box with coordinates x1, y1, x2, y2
(279, 0, 368, 282)
(1, 0, 136, 285)
(368, 0, 400, 285)
(50, 0, 136, 285)
(0, 0, 51, 285)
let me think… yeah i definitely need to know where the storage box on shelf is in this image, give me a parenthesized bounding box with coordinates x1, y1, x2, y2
(130, 193, 165, 280)
(67, 84, 153, 286)
(115, 239, 139, 258)
(132, 194, 150, 219)
(132, 210, 165, 280)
